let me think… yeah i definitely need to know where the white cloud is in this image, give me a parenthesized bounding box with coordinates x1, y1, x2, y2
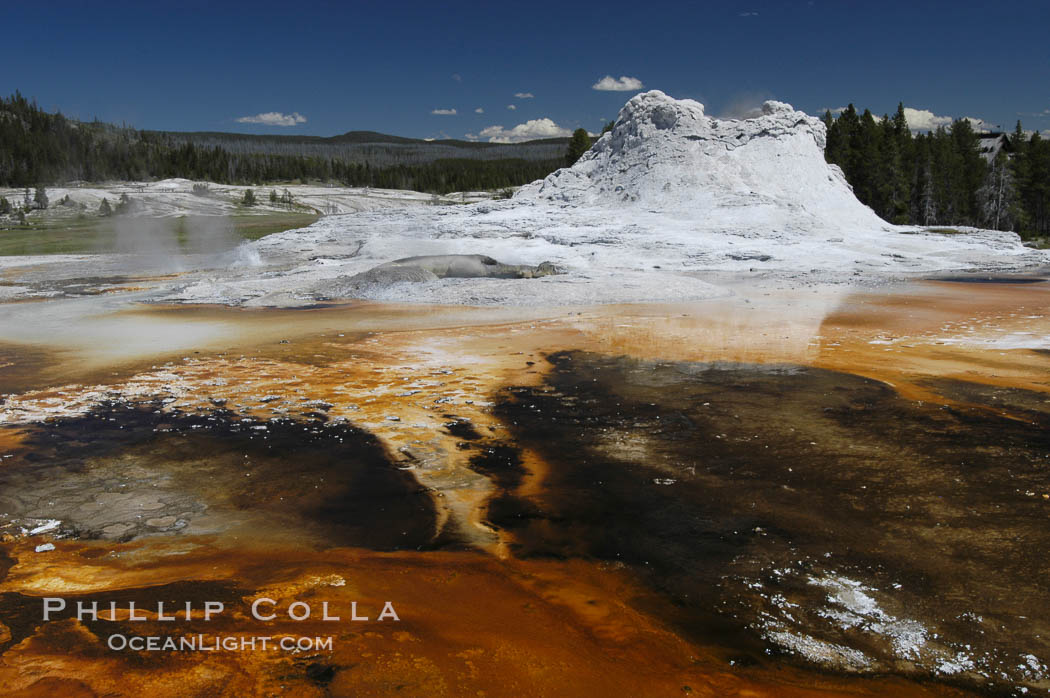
(592, 75, 644, 92)
(476, 118, 572, 143)
(236, 111, 306, 127)
(431, 108, 457, 115)
(514, 92, 534, 99)
(474, 107, 484, 114)
(507, 104, 516, 110)
(902, 107, 953, 132)
(452, 73, 462, 82)
(902, 107, 994, 133)
(739, 11, 759, 16)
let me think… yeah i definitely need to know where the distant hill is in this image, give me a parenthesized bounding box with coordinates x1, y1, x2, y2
(148, 129, 569, 166)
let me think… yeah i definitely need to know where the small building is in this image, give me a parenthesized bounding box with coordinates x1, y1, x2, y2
(976, 133, 1012, 163)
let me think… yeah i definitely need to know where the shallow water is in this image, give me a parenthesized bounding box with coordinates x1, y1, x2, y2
(0, 400, 440, 551)
(1, 279, 1047, 696)
(488, 351, 1050, 693)
(931, 275, 1047, 284)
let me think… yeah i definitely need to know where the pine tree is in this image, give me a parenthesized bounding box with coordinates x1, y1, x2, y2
(873, 116, 898, 220)
(929, 126, 954, 224)
(99, 198, 112, 216)
(979, 149, 1013, 230)
(948, 119, 985, 225)
(891, 102, 909, 139)
(848, 110, 881, 209)
(824, 109, 848, 167)
(1009, 121, 1030, 232)
(890, 103, 913, 222)
(836, 105, 861, 177)
(34, 185, 48, 210)
(1011, 120, 1028, 152)
(565, 129, 592, 167)
(1024, 132, 1050, 236)
(241, 188, 257, 206)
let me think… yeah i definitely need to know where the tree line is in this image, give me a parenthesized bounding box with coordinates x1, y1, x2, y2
(823, 103, 1050, 238)
(154, 131, 567, 165)
(0, 92, 561, 194)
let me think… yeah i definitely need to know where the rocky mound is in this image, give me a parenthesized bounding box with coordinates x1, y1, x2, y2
(332, 254, 560, 289)
(516, 90, 889, 234)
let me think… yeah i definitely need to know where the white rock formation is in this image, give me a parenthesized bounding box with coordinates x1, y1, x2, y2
(518, 90, 888, 234)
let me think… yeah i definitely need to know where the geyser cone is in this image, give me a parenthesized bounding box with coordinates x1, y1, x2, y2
(517, 90, 889, 232)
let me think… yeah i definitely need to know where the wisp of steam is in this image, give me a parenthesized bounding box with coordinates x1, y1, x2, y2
(104, 214, 263, 273)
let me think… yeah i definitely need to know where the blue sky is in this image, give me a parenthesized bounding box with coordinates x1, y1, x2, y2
(3, 0, 1048, 141)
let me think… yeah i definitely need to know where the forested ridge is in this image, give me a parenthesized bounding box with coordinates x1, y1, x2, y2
(2, 91, 1048, 238)
(0, 92, 562, 194)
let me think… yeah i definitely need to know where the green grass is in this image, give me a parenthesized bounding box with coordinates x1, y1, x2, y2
(0, 214, 104, 255)
(0, 211, 318, 256)
(227, 211, 319, 240)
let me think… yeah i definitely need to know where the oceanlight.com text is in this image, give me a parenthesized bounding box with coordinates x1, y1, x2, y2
(106, 634, 334, 652)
